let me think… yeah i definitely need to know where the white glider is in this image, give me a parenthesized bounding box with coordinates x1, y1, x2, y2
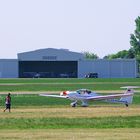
(40, 86, 139, 107)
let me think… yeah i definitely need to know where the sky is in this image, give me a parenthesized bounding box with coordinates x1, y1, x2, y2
(0, 0, 140, 59)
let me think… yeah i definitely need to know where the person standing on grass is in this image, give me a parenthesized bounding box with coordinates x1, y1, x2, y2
(3, 93, 11, 112)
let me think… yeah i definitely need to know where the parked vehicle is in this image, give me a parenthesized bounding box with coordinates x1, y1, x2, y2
(85, 73, 98, 78)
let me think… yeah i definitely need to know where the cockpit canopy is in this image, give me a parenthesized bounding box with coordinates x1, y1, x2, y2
(76, 89, 92, 94)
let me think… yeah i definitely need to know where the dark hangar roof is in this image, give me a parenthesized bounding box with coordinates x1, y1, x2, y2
(18, 48, 84, 61)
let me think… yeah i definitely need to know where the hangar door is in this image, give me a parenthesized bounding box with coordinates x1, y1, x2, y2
(19, 61, 77, 78)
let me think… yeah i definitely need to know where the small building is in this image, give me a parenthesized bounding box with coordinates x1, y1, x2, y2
(0, 48, 137, 78)
(0, 59, 18, 78)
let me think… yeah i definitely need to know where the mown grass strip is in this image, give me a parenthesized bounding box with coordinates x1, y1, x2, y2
(0, 129, 140, 140)
(0, 78, 140, 91)
(0, 82, 140, 91)
(0, 78, 140, 84)
(0, 94, 140, 107)
(0, 116, 139, 129)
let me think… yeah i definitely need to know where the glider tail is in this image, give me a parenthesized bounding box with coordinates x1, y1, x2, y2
(119, 88, 134, 105)
(119, 86, 140, 106)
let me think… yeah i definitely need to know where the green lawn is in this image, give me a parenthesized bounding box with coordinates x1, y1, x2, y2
(0, 78, 139, 107)
(0, 78, 139, 139)
(0, 78, 139, 83)
(0, 93, 140, 108)
(0, 116, 139, 129)
(0, 78, 140, 91)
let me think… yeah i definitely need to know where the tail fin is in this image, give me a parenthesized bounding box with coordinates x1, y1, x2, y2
(120, 86, 140, 106)
(120, 88, 134, 105)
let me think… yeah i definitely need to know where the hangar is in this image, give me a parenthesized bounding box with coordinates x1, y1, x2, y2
(18, 48, 82, 78)
(0, 48, 137, 78)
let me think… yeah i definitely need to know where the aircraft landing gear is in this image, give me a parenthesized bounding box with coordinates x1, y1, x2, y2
(70, 101, 77, 107)
(125, 104, 128, 107)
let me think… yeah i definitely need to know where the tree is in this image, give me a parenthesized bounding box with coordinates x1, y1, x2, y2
(127, 48, 135, 58)
(83, 52, 99, 59)
(130, 16, 140, 75)
(103, 50, 134, 59)
(104, 16, 140, 60)
(130, 16, 140, 61)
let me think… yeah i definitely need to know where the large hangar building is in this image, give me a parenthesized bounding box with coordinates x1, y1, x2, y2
(0, 48, 137, 78)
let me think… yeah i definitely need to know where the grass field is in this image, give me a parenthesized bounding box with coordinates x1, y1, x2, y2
(0, 78, 140, 91)
(0, 78, 140, 140)
(0, 129, 140, 140)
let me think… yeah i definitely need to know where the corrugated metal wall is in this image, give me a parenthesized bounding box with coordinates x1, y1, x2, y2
(0, 59, 18, 78)
(78, 59, 136, 78)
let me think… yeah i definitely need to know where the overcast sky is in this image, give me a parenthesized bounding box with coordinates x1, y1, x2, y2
(0, 0, 140, 59)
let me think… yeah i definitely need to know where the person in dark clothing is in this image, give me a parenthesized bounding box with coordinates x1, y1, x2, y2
(3, 93, 11, 112)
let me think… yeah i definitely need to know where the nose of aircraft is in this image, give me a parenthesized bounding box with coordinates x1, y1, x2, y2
(60, 91, 68, 96)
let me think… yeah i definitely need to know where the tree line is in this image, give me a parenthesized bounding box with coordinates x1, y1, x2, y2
(84, 16, 140, 61)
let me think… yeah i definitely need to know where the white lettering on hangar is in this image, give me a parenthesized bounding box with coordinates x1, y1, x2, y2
(42, 56, 57, 60)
